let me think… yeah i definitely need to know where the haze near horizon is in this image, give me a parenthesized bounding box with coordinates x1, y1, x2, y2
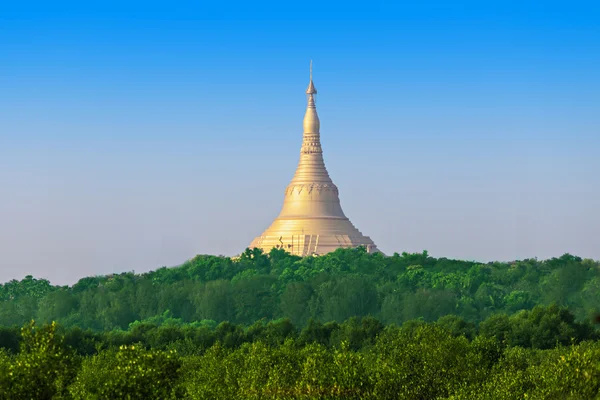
(1, 1, 599, 285)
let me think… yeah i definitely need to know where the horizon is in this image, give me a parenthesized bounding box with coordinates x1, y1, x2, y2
(1, 1, 599, 285)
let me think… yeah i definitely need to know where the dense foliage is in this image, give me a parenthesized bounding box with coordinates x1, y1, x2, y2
(1, 249, 599, 398)
(0, 315, 599, 399)
(1, 248, 599, 330)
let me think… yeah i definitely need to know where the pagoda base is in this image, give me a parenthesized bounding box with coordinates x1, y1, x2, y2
(249, 217, 380, 256)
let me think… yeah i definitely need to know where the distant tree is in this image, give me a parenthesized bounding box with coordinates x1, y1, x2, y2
(192, 280, 235, 322)
(279, 281, 314, 326)
(319, 275, 379, 322)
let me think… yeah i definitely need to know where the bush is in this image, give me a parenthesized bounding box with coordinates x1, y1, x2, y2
(69, 344, 182, 399)
(5, 321, 79, 400)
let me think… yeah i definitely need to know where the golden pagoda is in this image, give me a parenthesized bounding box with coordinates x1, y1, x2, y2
(249, 63, 380, 256)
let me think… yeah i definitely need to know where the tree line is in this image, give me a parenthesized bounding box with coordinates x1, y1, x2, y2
(0, 248, 598, 330)
(0, 305, 595, 356)
(1, 248, 599, 398)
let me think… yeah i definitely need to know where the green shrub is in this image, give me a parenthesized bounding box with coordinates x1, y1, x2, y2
(6, 321, 79, 400)
(69, 344, 182, 399)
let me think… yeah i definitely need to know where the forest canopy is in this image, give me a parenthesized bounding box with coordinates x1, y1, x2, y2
(1, 248, 599, 330)
(1, 248, 599, 399)
(0, 314, 599, 399)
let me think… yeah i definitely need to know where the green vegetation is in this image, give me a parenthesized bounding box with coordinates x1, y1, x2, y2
(0, 314, 599, 399)
(1, 248, 599, 330)
(0, 248, 599, 398)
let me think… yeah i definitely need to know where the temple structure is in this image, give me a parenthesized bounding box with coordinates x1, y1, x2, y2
(249, 63, 380, 256)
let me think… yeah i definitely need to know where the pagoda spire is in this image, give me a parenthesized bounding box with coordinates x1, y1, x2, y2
(296, 62, 328, 183)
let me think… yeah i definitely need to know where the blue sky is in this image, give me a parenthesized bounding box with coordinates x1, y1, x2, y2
(1, 1, 599, 284)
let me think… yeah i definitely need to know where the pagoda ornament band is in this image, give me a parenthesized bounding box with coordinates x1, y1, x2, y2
(249, 63, 380, 256)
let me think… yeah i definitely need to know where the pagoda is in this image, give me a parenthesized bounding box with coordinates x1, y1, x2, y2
(249, 63, 380, 256)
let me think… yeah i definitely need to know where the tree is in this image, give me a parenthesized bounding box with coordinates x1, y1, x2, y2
(69, 345, 182, 399)
(279, 282, 314, 326)
(192, 280, 234, 322)
(319, 276, 379, 322)
(6, 321, 79, 400)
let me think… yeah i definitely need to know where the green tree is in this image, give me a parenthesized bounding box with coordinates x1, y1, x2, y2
(279, 282, 314, 326)
(192, 280, 235, 322)
(7, 321, 79, 400)
(319, 276, 379, 322)
(69, 344, 182, 399)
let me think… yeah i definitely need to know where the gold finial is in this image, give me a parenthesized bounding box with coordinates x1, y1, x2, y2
(306, 60, 317, 94)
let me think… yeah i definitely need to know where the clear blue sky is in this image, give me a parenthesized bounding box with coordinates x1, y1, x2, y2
(1, 1, 599, 284)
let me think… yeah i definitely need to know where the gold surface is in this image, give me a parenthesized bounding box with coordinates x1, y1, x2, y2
(249, 65, 380, 256)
